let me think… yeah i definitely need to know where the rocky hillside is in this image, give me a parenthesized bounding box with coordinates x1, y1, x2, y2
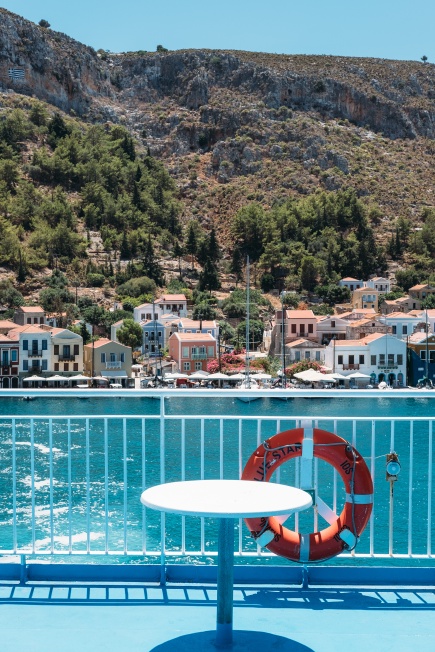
(2, 8, 435, 251)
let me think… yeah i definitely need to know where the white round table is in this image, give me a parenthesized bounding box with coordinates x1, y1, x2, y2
(141, 479, 312, 648)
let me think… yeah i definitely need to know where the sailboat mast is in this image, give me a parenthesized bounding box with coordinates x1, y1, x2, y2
(246, 256, 250, 386)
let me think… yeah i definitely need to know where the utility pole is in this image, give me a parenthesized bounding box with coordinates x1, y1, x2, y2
(426, 309, 429, 383)
(218, 329, 221, 372)
(281, 298, 286, 388)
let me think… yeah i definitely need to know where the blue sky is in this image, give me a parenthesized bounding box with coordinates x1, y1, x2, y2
(0, 1, 433, 62)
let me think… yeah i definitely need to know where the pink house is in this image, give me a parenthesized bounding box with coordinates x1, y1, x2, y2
(284, 309, 317, 341)
(168, 332, 217, 374)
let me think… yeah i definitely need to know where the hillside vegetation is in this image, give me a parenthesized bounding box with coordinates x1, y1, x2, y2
(2, 8, 435, 296)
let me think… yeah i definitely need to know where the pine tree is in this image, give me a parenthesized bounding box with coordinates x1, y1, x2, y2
(185, 222, 198, 271)
(120, 231, 130, 259)
(173, 240, 184, 278)
(230, 247, 243, 286)
(17, 250, 27, 283)
(208, 227, 220, 263)
(141, 234, 164, 285)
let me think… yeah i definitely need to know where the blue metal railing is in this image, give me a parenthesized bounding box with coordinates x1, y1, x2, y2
(0, 388, 434, 562)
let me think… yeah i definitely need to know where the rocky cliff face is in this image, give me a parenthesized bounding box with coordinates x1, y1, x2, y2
(2, 9, 435, 229)
(2, 9, 435, 139)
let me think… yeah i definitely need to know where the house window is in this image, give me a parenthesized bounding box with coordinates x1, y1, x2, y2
(303, 351, 309, 360)
(74, 344, 79, 355)
(23, 360, 28, 371)
(207, 346, 214, 357)
(27, 318, 31, 324)
(141, 314, 145, 320)
(388, 354, 394, 365)
(195, 362, 202, 370)
(421, 351, 427, 360)
(338, 355, 343, 365)
(183, 362, 190, 371)
(2, 351, 9, 365)
(42, 340, 48, 350)
(430, 352, 435, 363)
(295, 351, 300, 361)
(101, 353, 106, 363)
(392, 326, 397, 334)
(308, 324, 313, 334)
(54, 345, 59, 355)
(146, 313, 152, 320)
(402, 326, 407, 335)
(379, 354, 385, 365)
(371, 355, 376, 365)
(291, 324, 296, 333)
(331, 321, 336, 328)
(349, 355, 355, 364)
(397, 354, 403, 365)
(359, 355, 365, 364)
(315, 351, 320, 361)
(110, 353, 116, 362)
(11, 350, 18, 362)
(182, 347, 189, 358)
(145, 332, 149, 338)
(120, 353, 125, 362)
(300, 324, 305, 335)
(23, 340, 28, 351)
(54, 363, 59, 371)
(42, 360, 47, 371)
(73, 363, 78, 371)
(64, 363, 69, 372)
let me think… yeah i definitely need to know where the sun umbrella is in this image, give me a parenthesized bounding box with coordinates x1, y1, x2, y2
(165, 372, 189, 379)
(317, 374, 338, 383)
(250, 373, 272, 380)
(330, 372, 347, 380)
(131, 364, 142, 370)
(207, 372, 230, 380)
(68, 375, 91, 381)
(46, 374, 68, 381)
(294, 369, 324, 382)
(22, 375, 45, 382)
(189, 372, 210, 381)
(347, 372, 371, 379)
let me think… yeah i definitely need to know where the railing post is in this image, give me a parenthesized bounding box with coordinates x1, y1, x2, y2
(19, 554, 27, 585)
(160, 395, 166, 585)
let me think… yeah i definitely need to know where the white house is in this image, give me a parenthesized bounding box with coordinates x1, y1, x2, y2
(316, 315, 348, 344)
(324, 333, 407, 387)
(339, 277, 364, 291)
(378, 311, 426, 340)
(134, 294, 188, 322)
(284, 338, 325, 364)
(365, 277, 391, 293)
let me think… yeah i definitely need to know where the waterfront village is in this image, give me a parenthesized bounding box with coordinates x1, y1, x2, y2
(1, 273, 435, 390)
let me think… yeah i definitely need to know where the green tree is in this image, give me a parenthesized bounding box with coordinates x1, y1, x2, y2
(236, 319, 264, 349)
(141, 234, 164, 285)
(185, 221, 198, 270)
(198, 259, 220, 293)
(421, 295, 435, 309)
(229, 246, 243, 286)
(38, 19, 51, 28)
(231, 203, 265, 263)
(117, 319, 143, 349)
(395, 268, 420, 291)
(0, 279, 24, 309)
(300, 256, 319, 292)
(173, 240, 184, 277)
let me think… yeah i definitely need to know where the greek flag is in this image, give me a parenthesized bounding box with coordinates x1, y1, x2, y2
(8, 68, 25, 80)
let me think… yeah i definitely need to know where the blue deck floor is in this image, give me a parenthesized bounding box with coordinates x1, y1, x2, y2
(1, 579, 435, 652)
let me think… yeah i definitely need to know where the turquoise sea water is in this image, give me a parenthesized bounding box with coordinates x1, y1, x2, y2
(0, 395, 434, 566)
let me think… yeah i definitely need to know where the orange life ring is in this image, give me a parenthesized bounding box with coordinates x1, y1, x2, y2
(242, 427, 373, 562)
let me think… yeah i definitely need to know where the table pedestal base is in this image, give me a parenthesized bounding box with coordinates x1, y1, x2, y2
(216, 517, 235, 647)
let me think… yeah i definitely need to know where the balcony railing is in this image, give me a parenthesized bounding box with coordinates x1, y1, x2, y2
(106, 361, 122, 369)
(191, 353, 208, 359)
(58, 355, 76, 361)
(0, 388, 434, 562)
(377, 364, 398, 369)
(27, 350, 43, 358)
(342, 364, 360, 370)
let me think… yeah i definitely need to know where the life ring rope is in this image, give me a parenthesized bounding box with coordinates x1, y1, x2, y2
(242, 427, 374, 563)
